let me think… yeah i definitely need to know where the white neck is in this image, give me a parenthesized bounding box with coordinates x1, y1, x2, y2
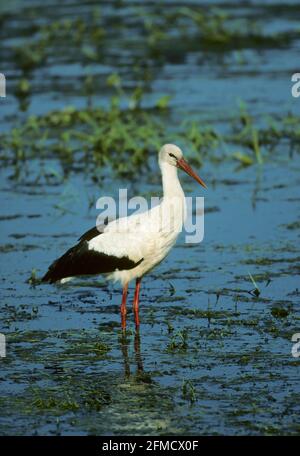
(159, 161, 187, 227)
(160, 162, 185, 199)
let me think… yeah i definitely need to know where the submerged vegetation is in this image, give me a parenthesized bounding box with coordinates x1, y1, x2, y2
(1, 95, 299, 180)
(7, 5, 297, 76)
(1, 3, 299, 180)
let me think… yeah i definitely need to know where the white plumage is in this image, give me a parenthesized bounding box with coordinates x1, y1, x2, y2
(42, 144, 206, 329)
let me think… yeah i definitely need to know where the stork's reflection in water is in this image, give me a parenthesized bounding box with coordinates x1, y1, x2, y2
(120, 330, 152, 383)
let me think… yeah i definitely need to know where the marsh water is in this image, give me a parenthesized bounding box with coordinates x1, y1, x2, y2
(0, 0, 300, 435)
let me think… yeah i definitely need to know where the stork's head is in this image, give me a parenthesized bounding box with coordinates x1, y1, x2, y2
(159, 144, 207, 189)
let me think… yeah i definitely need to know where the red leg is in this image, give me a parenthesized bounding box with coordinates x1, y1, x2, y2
(133, 278, 141, 328)
(121, 283, 128, 331)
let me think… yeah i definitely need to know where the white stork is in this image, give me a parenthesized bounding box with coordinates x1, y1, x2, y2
(42, 144, 207, 329)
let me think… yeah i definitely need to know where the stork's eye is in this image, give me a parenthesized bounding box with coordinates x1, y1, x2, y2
(169, 153, 176, 159)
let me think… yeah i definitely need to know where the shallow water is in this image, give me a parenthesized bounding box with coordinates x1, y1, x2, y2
(0, 0, 300, 435)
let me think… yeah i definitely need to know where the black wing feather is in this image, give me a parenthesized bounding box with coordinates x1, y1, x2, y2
(78, 217, 109, 242)
(42, 239, 143, 284)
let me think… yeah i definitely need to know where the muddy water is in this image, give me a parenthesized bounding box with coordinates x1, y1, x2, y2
(0, 0, 300, 435)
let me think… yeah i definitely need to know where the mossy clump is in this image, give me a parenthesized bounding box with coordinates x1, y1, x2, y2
(271, 307, 289, 319)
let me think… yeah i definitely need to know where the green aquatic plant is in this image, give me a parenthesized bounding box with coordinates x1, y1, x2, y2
(27, 269, 41, 286)
(9, 5, 295, 87)
(182, 379, 197, 404)
(166, 328, 189, 352)
(29, 382, 111, 413)
(142, 6, 294, 58)
(1, 87, 299, 181)
(284, 221, 300, 230)
(232, 152, 254, 167)
(13, 14, 106, 75)
(271, 306, 289, 319)
(14, 43, 47, 72)
(1, 105, 165, 179)
(14, 78, 31, 99)
(183, 121, 220, 161)
(248, 272, 261, 297)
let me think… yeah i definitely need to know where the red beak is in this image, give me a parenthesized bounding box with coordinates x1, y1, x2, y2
(177, 157, 207, 189)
